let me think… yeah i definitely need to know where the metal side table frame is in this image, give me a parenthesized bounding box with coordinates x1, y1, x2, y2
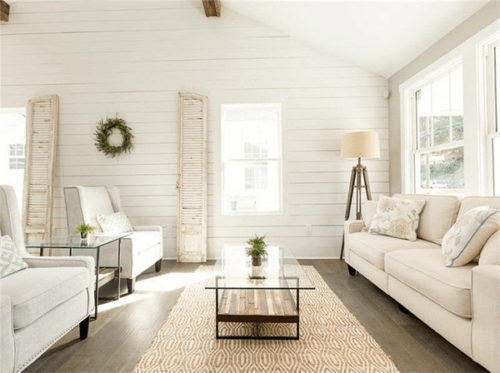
(27, 234, 130, 320)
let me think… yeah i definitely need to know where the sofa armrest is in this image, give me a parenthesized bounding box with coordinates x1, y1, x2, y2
(23, 256, 95, 286)
(133, 225, 163, 233)
(471, 265, 500, 373)
(0, 295, 15, 373)
(344, 220, 365, 236)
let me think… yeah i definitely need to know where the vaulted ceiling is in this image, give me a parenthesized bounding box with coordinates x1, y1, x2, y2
(224, 1, 489, 78)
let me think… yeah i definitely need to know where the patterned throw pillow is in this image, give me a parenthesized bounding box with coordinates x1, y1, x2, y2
(1, 235, 28, 279)
(97, 211, 134, 234)
(369, 196, 426, 241)
(442, 206, 499, 267)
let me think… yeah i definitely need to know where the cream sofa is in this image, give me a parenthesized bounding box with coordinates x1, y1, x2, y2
(344, 194, 500, 372)
(64, 186, 163, 293)
(0, 185, 95, 373)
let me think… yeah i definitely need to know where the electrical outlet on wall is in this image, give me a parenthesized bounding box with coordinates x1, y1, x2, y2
(166, 225, 173, 236)
(305, 224, 312, 235)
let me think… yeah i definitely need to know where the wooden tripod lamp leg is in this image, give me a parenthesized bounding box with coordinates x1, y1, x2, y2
(340, 166, 357, 260)
(362, 166, 372, 200)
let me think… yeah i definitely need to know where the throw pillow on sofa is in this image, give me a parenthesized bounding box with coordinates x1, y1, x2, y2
(442, 206, 499, 267)
(0, 235, 28, 279)
(369, 196, 426, 241)
(97, 211, 134, 233)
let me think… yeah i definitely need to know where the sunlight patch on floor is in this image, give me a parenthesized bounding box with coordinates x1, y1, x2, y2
(135, 271, 213, 292)
(98, 270, 213, 313)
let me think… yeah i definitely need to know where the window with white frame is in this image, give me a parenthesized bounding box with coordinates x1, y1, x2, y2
(221, 104, 282, 214)
(413, 65, 464, 193)
(9, 144, 25, 170)
(486, 40, 500, 195)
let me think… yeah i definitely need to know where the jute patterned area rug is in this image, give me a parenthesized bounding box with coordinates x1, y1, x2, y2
(134, 266, 400, 373)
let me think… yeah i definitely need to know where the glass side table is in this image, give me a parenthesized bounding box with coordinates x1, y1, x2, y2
(26, 234, 131, 320)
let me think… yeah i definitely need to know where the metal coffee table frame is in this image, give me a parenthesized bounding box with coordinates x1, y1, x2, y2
(206, 245, 314, 340)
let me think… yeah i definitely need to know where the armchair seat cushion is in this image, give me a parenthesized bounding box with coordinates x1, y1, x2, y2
(347, 232, 439, 270)
(385, 249, 474, 318)
(0, 267, 90, 329)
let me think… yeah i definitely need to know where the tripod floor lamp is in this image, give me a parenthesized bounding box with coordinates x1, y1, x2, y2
(339, 131, 380, 260)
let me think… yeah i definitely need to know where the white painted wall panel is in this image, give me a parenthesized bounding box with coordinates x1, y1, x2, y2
(0, 1, 388, 259)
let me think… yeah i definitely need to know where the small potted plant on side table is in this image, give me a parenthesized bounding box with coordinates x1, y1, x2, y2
(76, 223, 95, 246)
(246, 235, 267, 279)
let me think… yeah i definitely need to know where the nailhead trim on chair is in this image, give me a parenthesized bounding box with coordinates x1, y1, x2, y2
(14, 307, 93, 373)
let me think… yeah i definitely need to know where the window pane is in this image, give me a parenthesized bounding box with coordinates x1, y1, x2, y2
(494, 137, 500, 196)
(222, 105, 280, 160)
(431, 74, 451, 146)
(418, 147, 464, 191)
(433, 116, 450, 145)
(450, 68, 464, 141)
(222, 104, 281, 214)
(416, 86, 431, 149)
(223, 161, 280, 213)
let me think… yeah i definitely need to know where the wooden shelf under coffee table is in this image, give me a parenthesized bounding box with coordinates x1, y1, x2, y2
(206, 245, 314, 340)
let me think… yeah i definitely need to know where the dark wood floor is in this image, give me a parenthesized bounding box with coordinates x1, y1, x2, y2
(26, 260, 487, 373)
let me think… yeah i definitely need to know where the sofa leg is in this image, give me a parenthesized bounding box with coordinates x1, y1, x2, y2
(155, 259, 162, 273)
(398, 304, 411, 315)
(79, 316, 90, 340)
(127, 278, 136, 294)
(347, 264, 357, 276)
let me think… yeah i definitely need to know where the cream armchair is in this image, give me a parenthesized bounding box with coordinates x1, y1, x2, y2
(64, 186, 163, 294)
(0, 185, 94, 373)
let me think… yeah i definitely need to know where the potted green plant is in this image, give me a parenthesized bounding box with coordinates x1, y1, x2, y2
(246, 235, 267, 267)
(75, 223, 95, 244)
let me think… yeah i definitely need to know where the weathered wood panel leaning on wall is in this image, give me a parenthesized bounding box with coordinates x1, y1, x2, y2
(23, 95, 59, 244)
(177, 92, 208, 263)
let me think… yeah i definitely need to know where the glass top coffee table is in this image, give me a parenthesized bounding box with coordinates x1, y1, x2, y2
(26, 234, 131, 320)
(206, 244, 315, 340)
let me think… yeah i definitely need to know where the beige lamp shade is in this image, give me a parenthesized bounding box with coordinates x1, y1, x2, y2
(341, 131, 380, 159)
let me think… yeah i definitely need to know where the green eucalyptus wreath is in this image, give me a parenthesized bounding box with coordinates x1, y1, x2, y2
(94, 117, 134, 158)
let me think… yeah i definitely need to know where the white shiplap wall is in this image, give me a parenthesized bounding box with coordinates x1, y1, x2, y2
(0, 1, 389, 259)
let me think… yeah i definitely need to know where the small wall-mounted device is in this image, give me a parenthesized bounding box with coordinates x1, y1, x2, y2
(383, 90, 391, 99)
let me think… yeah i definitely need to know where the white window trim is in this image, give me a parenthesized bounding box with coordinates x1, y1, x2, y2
(478, 32, 500, 195)
(220, 103, 283, 216)
(399, 20, 500, 196)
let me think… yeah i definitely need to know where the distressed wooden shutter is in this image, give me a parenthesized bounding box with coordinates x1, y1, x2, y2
(177, 92, 207, 263)
(23, 95, 59, 244)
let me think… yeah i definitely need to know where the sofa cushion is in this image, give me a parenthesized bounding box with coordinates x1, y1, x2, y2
(394, 194, 462, 245)
(458, 196, 500, 218)
(0, 267, 90, 329)
(479, 230, 500, 265)
(347, 232, 439, 270)
(362, 200, 379, 232)
(385, 249, 473, 318)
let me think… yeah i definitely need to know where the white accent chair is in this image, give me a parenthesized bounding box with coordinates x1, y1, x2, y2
(64, 186, 163, 294)
(344, 194, 500, 372)
(0, 185, 94, 373)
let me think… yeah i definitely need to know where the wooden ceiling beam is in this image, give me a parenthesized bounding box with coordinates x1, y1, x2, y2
(1, 0, 9, 22)
(202, 0, 221, 17)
